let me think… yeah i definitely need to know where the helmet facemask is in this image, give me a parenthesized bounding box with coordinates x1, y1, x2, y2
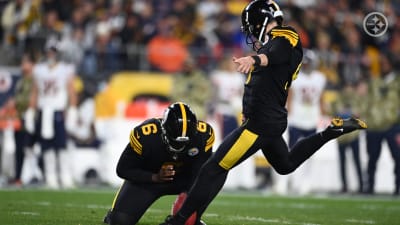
(241, 0, 284, 51)
(162, 129, 190, 153)
(242, 13, 272, 51)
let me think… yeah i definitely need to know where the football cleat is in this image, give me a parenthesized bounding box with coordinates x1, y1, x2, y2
(159, 215, 180, 225)
(327, 117, 367, 134)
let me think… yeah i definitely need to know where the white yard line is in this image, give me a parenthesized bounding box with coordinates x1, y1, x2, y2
(12, 211, 40, 216)
(229, 215, 321, 225)
(214, 200, 324, 210)
(86, 204, 109, 209)
(36, 201, 51, 206)
(147, 208, 165, 213)
(345, 219, 376, 224)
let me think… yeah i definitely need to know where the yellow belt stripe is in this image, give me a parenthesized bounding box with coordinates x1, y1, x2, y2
(219, 129, 257, 170)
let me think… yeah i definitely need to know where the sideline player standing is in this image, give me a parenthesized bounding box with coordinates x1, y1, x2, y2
(27, 38, 78, 189)
(104, 102, 214, 225)
(160, 1, 367, 224)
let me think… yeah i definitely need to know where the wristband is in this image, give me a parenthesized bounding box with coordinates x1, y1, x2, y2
(251, 55, 261, 65)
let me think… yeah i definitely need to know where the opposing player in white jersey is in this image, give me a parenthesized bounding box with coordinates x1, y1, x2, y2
(210, 57, 257, 190)
(210, 56, 244, 138)
(288, 49, 326, 142)
(26, 39, 78, 188)
(274, 49, 327, 194)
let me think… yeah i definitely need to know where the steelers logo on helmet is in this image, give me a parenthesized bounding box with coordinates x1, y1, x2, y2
(241, 0, 283, 50)
(187, 148, 200, 157)
(162, 102, 198, 153)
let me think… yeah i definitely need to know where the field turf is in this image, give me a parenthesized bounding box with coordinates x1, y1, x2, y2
(0, 188, 399, 225)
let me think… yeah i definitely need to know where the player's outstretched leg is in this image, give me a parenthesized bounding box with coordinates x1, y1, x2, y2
(280, 116, 367, 175)
(323, 117, 367, 140)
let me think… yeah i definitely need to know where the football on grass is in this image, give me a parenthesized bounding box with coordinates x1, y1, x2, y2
(171, 192, 197, 225)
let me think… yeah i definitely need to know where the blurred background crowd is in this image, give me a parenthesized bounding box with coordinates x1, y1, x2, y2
(0, 0, 399, 195)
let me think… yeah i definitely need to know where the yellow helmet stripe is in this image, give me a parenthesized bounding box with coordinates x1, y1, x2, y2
(178, 102, 187, 137)
(271, 0, 280, 10)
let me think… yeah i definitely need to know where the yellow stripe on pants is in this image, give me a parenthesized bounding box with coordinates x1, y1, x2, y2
(111, 181, 124, 209)
(219, 129, 258, 170)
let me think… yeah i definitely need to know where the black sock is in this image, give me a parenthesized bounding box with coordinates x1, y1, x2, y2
(289, 132, 330, 167)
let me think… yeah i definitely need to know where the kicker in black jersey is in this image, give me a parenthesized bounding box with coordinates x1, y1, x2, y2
(242, 25, 303, 127)
(159, 2, 367, 225)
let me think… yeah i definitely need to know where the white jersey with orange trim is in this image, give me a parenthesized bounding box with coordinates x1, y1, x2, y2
(211, 70, 245, 116)
(33, 62, 75, 111)
(288, 70, 326, 129)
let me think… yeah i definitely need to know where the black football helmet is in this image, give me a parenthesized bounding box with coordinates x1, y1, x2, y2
(161, 102, 198, 153)
(241, 0, 283, 49)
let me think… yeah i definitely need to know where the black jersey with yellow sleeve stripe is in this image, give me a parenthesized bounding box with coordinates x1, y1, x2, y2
(116, 118, 214, 184)
(242, 25, 303, 133)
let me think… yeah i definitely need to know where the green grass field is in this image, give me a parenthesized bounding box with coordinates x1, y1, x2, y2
(1, 188, 399, 225)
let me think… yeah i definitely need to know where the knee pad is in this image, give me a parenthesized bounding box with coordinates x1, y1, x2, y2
(108, 210, 137, 225)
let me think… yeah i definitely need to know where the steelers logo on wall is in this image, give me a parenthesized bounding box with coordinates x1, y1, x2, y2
(363, 12, 388, 37)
